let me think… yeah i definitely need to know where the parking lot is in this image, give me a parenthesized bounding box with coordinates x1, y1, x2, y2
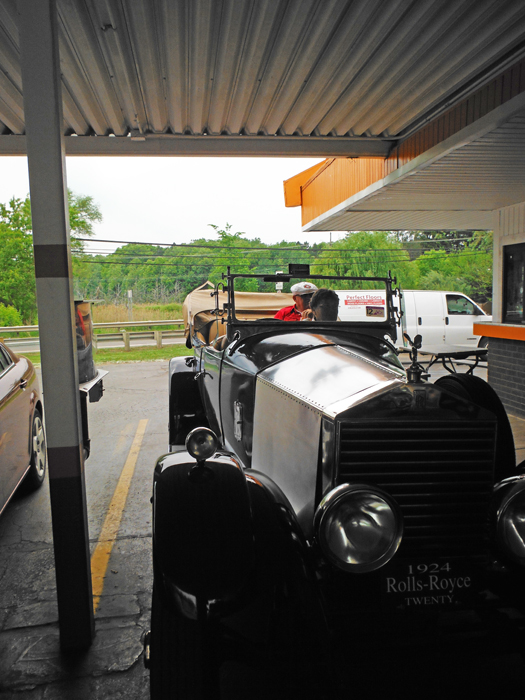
(0, 362, 166, 699)
(0, 358, 524, 698)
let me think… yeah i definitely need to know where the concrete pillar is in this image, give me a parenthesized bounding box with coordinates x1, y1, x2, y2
(17, 0, 94, 649)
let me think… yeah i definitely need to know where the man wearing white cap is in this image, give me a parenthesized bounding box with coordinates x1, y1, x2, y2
(274, 281, 319, 321)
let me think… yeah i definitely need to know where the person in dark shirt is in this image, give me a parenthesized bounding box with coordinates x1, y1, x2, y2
(274, 281, 318, 321)
(308, 288, 339, 321)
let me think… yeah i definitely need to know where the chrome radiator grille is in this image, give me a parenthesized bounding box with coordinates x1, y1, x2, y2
(337, 421, 496, 557)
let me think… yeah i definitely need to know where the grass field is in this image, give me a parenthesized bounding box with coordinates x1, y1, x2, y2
(91, 302, 184, 324)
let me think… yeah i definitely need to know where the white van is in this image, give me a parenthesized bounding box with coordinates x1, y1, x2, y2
(335, 289, 491, 348)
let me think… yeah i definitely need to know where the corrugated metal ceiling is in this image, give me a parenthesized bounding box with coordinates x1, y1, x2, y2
(1, 0, 525, 155)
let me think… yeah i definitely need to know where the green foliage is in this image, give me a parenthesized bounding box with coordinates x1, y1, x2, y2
(93, 343, 190, 363)
(313, 231, 420, 289)
(0, 302, 23, 327)
(0, 196, 32, 232)
(72, 226, 493, 306)
(0, 191, 101, 322)
(412, 231, 493, 302)
(68, 191, 103, 237)
(0, 221, 37, 322)
(73, 223, 318, 300)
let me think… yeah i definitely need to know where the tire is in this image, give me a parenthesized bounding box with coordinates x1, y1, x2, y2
(478, 336, 489, 349)
(23, 408, 47, 491)
(434, 374, 516, 481)
(149, 584, 220, 700)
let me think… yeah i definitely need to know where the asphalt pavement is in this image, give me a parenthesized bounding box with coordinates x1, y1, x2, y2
(0, 362, 167, 699)
(0, 359, 524, 698)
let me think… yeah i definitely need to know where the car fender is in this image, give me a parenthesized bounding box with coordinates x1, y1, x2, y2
(245, 469, 330, 657)
(153, 450, 254, 605)
(168, 356, 207, 448)
(245, 469, 323, 600)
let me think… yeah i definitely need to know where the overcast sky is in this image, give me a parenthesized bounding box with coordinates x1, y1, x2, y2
(0, 156, 347, 252)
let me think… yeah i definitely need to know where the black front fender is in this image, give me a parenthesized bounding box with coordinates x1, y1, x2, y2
(168, 356, 208, 448)
(153, 450, 254, 602)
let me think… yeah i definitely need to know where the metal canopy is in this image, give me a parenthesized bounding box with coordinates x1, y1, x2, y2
(2, 0, 525, 156)
(304, 94, 525, 231)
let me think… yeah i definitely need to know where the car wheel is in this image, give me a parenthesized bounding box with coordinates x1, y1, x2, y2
(148, 584, 220, 700)
(24, 408, 47, 491)
(478, 336, 489, 349)
(434, 374, 516, 481)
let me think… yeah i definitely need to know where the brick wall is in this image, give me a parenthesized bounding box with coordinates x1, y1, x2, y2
(488, 337, 525, 418)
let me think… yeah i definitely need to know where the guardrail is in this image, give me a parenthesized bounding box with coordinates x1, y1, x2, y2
(0, 319, 184, 333)
(1, 320, 186, 351)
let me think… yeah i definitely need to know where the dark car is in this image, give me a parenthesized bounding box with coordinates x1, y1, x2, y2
(0, 339, 46, 516)
(145, 267, 525, 698)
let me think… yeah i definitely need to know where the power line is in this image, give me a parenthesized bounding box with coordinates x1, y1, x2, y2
(80, 246, 476, 260)
(77, 233, 483, 253)
(74, 250, 490, 270)
(77, 237, 309, 251)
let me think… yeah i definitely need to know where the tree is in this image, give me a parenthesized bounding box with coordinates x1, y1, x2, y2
(66, 226, 494, 308)
(413, 231, 492, 303)
(0, 191, 102, 322)
(0, 221, 37, 322)
(313, 231, 419, 289)
(0, 303, 23, 327)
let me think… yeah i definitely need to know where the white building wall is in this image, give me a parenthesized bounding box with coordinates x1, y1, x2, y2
(493, 203, 525, 323)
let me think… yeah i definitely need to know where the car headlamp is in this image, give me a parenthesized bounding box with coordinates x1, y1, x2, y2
(496, 476, 525, 565)
(314, 484, 403, 573)
(185, 427, 219, 462)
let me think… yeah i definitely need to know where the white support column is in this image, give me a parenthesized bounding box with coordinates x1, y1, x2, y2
(492, 210, 503, 323)
(17, 0, 94, 650)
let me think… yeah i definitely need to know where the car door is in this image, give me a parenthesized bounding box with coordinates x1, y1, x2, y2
(0, 347, 32, 512)
(413, 292, 446, 345)
(444, 294, 485, 346)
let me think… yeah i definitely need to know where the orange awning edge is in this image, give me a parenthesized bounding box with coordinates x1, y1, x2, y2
(283, 159, 330, 207)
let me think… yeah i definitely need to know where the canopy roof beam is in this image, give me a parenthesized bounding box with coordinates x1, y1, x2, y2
(0, 134, 393, 157)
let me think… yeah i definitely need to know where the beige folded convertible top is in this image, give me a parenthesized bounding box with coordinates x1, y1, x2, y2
(183, 283, 294, 338)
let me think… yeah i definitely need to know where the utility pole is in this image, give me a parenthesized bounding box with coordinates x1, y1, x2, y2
(127, 289, 133, 321)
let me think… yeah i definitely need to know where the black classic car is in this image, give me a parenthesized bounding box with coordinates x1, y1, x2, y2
(145, 267, 525, 698)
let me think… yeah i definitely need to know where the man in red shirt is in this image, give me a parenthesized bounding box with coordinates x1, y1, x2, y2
(274, 281, 318, 321)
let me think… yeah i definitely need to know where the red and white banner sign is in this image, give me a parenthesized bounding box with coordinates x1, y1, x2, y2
(343, 295, 385, 306)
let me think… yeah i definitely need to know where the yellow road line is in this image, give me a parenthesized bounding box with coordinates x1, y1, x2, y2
(91, 418, 148, 614)
(112, 423, 133, 457)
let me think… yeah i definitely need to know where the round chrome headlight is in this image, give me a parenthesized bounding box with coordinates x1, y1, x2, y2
(496, 477, 525, 564)
(314, 484, 403, 573)
(185, 427, 219, 462)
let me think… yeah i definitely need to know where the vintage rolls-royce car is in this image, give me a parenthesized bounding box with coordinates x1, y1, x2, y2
(145, 266, 525, 698)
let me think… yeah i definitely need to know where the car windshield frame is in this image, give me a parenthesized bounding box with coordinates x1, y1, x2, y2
(221, 269, 401, 343)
